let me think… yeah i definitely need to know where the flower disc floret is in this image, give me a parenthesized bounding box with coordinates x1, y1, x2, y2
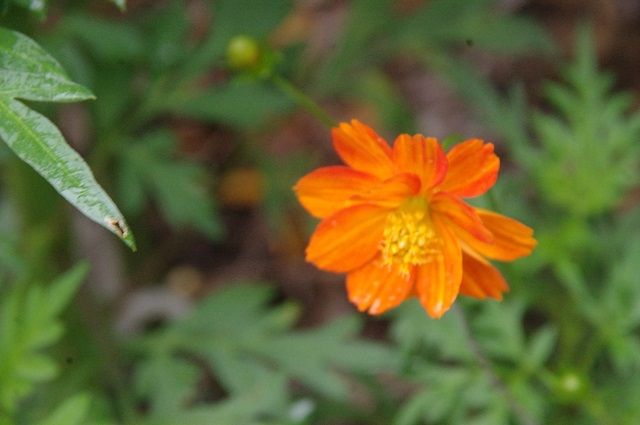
(381, 199, 441, 276)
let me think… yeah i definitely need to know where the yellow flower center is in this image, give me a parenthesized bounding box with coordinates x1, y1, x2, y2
(381, 198, 442, 276)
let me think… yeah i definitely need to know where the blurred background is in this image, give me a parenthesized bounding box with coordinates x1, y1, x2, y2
(2, 0, 640, 424)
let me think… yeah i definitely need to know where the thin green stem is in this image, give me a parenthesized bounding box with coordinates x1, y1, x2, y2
(487, 188, 501, 211)
(270, 74, 337, 128)
(77, 287, 139, 424)
(454, 306, 540, 425)
(578, 330, 605, 373)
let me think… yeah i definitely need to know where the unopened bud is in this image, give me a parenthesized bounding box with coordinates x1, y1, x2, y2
(226, 35, 260, 71)
(553, 370, 588, 404)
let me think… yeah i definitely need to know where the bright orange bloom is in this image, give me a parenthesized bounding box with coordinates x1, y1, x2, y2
(294, 120, 536, 318)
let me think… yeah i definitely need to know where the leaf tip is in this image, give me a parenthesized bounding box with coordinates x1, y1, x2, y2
(113, 0, 127, 11)
(80, 88, 97, 101)
(106, 217, 136, 251)
(125, 233, 137, 251)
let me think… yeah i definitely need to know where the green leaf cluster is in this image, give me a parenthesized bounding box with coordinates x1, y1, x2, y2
(531, 28, 640, 216)
(0, 264, 89, 422)
(392, 301, 554, 425)
(117, 131, 222, 239)
(436, 22, 640, 425)
(132, 284, 394, 424)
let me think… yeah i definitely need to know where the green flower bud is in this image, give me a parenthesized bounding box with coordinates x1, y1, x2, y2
(553, 370, 588, 404)
(226, 35, 260, 71)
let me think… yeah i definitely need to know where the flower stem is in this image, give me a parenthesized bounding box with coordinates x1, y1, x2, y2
(487, 188, 501, 211)
(77, 286, 139, 424)
(454, 306, 540, 425)
(270, 74, 337, 128)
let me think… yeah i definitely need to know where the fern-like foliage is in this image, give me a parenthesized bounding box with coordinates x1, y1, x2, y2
(392, 301, 555, 425)
(116, 131, 222, 239)
(531, 26, 640, 216)
(133, 283, 394, 425)
(0, 264, 87, 420)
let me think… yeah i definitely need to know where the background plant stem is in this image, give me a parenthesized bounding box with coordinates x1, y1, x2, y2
(270, 74, 337, 128)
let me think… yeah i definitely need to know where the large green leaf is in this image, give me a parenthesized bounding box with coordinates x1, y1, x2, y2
(0, 27, 135, 249)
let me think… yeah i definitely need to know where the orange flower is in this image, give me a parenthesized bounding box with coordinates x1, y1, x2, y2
(294, 120, 536, 318)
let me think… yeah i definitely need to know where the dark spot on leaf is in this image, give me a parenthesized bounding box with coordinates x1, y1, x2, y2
(107, 218, 127, 238)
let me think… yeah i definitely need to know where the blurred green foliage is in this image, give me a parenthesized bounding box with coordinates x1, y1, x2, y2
(133, 284, 393, 424)
(532, 27, 640, 216)
(116, 130, 222, 239)
(0, 264, 91, 423)
(392, 300, 555, 425)
(0, 1, 639, 425)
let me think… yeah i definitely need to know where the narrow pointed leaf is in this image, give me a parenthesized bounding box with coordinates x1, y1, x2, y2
(0, 27, 93, 102)
(0, 27, 135, 249)
(0, 98, 135, 249)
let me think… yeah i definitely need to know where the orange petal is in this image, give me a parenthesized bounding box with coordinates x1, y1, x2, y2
(430, 192, 493, 243)
(351, 172, 421, 207)
(438, 139, 499, 198)
(392, 134, 448, 191)
(414, 216, 462, 318)
(459, 253, 508, 300)
(306, 204, 388, 273)
(459, 208, 536, 261)
(294, 166, 381, 218)
(346, 260, 414, 315)
(332, 120, 395, 179)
